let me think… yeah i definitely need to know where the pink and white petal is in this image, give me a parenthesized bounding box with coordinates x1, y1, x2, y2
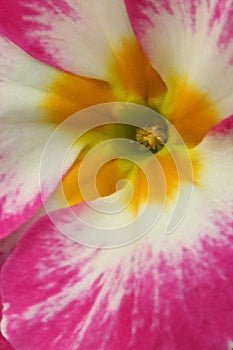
(1, 117, 233, 349)
(0, 241, 16, 350)
(153, 116, 233, 254)
(0, 116, 83, 239)
(0, 218, 38, 350)
(0, 35, 62, 122)
(0, 36, 81, 238)
(0, 123, 55, 238)
(0, 207, 44, 267)
(1, 203, 233, 349)
(0, 293, 14, 350)
(193, 114, 233, 204)
(125, 0, 233, 118)
(0, 232, 23, 268)
(0, 237, 15, 350)
(0, 0, 135, 80)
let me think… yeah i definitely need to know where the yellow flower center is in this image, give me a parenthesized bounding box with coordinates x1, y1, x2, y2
(40, 39, 218, 213)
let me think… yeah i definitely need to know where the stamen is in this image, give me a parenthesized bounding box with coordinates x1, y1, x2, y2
(135, 123, 168, 153)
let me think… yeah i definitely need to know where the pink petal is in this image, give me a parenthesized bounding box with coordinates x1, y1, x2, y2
(0, 35, 78, 238)
(0, 118, 55, 238)
(0, 330, 14, 349)
(125, 0, 233, 118)
(1, 212, 233, 349)
(0, 217, 30, 350)
(0, 232, 22, 268)
(1, 117, 233, 349)
(0, 121, 79, 238)
(0, 237, 15, 350)
(0, 0, 135, 80)
(0, 293, 14, 349)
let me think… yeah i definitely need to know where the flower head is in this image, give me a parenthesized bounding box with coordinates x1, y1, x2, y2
(0, 0, 233, 349)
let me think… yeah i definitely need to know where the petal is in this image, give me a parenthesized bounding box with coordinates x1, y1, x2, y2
(0, 228, 27, 350)
(0, 236, 16, 350)
(125, 0, 233, 118)
(0, 35, 57, 122)
(1, 117, 233, 349)
(0, 213, 34, 350)
(0, 232, 22, 268)
(0, 118, 81, 238)
(0, 36, 79, 238)
(192, 114, 233, 206)
(1, 211, 233, 349)
(0, 0, 135, 80)
(0, 336, 13, 349)
(0, 122, 56, 238)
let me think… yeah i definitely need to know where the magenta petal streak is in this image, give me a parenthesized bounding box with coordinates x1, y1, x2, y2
(125, 0, 233, 49)
(0, 194, 42, 239)
(1, 210, 233, 350)
(0, 0, 79, 73)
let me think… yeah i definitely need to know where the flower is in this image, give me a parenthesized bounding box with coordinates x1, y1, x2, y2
(0, 0, 233, 349)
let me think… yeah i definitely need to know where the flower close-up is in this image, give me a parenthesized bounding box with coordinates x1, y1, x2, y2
(0, 0, 233, 349)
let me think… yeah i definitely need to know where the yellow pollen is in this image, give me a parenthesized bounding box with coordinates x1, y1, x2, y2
(135, 125, 167, 152)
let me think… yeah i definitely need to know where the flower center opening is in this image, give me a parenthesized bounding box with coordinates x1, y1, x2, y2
(135, 123, 168, 153)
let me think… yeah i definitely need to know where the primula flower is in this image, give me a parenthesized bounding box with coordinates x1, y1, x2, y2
(0, 0, 233, 349)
